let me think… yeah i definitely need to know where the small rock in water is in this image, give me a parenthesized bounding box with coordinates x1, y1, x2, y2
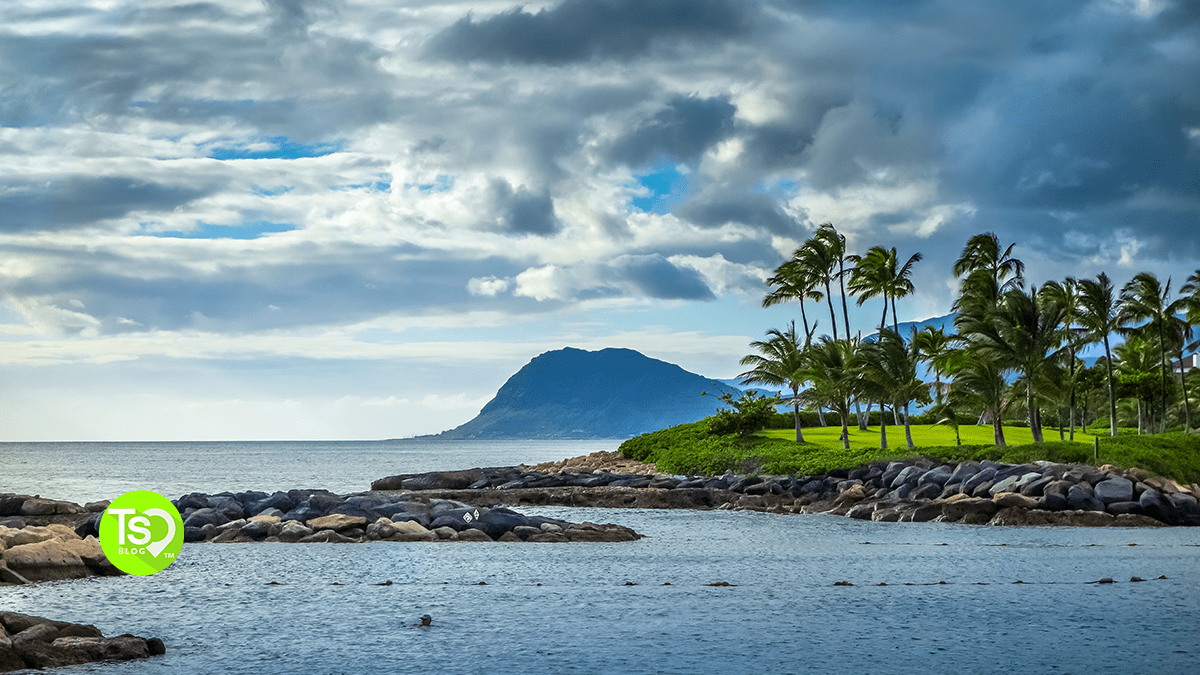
(833, 580, 854, 586)
(1130, 576, 1144, 582)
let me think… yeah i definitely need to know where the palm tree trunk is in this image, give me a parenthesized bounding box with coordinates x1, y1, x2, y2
(839, 259, 851, 341)
(904, 402, 914, 451)
(841, 413, 850, 450)
(799, 299, 811, 345)
(1179, 346, 1192, 432)
(993, 411, 1006, 447)
(1104, 334, 1117, 437)
(1069, 352, 1076, 441)
(824, 280, 839, 342)
(879, 404, 888, 450)
(793, 403, 804, 443)
(1159, 322, 1169, 434)
(1028, 382, 1042, 443)
(817, 407, 827, 426)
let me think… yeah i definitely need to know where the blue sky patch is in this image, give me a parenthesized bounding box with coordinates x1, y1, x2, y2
(206, 137, 342, 161)
(147, 221, 296, 240)
(631, 163, 688, 214)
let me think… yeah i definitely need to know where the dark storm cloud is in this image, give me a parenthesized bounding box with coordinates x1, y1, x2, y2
(609, 95, 738, 167)
(0, 177, 208, 232)
(487, 179, 561, 236)
(676, 192, 805, 237)
(426, 0, 755, 64)
(611, 255, 716, 300)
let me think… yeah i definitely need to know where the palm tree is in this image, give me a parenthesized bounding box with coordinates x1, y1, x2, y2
(1119, 272, 1185, 433)
(913, 325, 954, 408)
(814, 223, 853, 342)
(1077, 272, 1125, 437)
(738, 322, 813, 442)
(801, 337, 859, 449)
(763, 258, 822, 344)
(952, 232, 1023, 440)
(848, 246, 924, 335)
(857, 329, 930, 451)
(1042, 278, 1084, 439)
(1176, 269, 1200, 432)
(943, 347, 1011, 446)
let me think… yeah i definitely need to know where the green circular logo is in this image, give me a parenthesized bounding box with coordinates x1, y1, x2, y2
(100, 490, 184, 575)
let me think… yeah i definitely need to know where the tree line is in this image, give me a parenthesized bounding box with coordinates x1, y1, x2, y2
(738, 226, 1200, 450)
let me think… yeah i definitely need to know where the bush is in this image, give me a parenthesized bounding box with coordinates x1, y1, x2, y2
(707, 391, 780, 437)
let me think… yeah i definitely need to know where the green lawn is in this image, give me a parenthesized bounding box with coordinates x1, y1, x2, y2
(760, 423, 1099, 449)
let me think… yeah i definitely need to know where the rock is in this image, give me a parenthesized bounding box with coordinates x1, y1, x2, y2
(297, 529, 355, 543)
(455, 528, 493, 542)
(846, 503, 876, 520)
(83, 500, 110, 513)
(372, 468, 485, 491)
(962, 467, 998, 494)
(1037, 493, 1068, 512)
(239, 519, 273, 540)
(988, 475, 1023, 496)
(183, 508, 225, 529)
(20, 499, 80, 517)
(1094, 477, 1134, 504)
(527, 532, 569, 542)
(918, 466, 954, 486)
(947, 461, 982, 486)
(992, 493, 1038, 509)
(306, 514, 367, 532)
(1067, 484, 1105, 512)
(432, 526, 457, 540)
(941, 497, 999, 522)
(275, 521, 314, 543)
(890, 465, 925, 488)
(1042, 480, 1072, 498)
(1, 539, 91, 582)
(1138, 488, 1171, 523)
(1019, 476, 1054, 497)
(474, 507, 529, 538)
(511, 526, 542, 540)
(1106, 501, 1144, 515)
(902, 503, 945, 523)
(389, 520, 437, 542)
(909, 483, 943, 501)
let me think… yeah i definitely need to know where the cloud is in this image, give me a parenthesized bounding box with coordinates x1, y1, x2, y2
(514, 254, 716, 302)
(486, 178, 561, 235)
(608, 94, 738, 167)
(426, 0, 755, 64)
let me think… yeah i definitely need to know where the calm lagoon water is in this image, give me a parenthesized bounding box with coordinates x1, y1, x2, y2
(2, 441, 1198, 674)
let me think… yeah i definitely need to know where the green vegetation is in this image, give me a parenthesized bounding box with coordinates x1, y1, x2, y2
(620, 421, 1200, 484)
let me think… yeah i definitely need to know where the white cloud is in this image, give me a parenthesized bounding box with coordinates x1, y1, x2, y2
(467, 276, 510, 296)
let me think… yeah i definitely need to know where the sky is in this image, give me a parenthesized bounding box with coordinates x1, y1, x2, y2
(1, 0, 1198, 441)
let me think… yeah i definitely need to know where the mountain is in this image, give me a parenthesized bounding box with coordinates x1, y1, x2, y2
(430, 347, 741, 439)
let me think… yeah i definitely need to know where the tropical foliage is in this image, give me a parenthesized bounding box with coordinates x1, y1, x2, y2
(723, 225, 1199, 458)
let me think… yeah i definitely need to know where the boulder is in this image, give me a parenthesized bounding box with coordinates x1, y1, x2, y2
(1094, 477, 1134, 505)
(1105, 501, 1144, 516)
(988, 475, 1023, 496)
(909, 483, 943, 501)
(992, 493, 1038, 509)
(1067, 484, 1105, 512)
(941, 497, 999, 522)
(306, 514, 367, 532)
(1019, 476, 1054, 498)
(275, 521, 314, 543)
(1138, 488, 1171, 523)
(389, 520, 437, 542)
(182, 508, 225, 529)
(947, 461, 982, 486)
(890, 465, 925, 488)
(474, 507, 529, 539)
(1037, 493, 1069, 512)
(962, 468, 997, 494)
(455, 528, 493, 542)
(917, 466, 954, 486)
(901, 503, 945, 523)
(1, 539, 90, 582)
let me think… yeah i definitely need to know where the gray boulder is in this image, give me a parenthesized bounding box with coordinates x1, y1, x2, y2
(1067, 484, 1105, 512)
(962, 467, 997, 494)
(1094, 477, 1134, 504)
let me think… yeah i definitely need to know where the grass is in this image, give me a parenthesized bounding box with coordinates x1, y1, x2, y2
(760, 424, 1100, 448)
(620, 420, 1200, 485)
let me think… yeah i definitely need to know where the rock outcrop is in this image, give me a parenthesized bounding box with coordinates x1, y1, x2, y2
(0, 612, 164, 672)
(372, 458, 1199, 527)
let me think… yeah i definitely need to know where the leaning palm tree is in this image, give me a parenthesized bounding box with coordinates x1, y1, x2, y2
(848, 246, 923, 335)
(738, 322, 813, 442)
(1042, 278, 1084, 439)
(797, 233, 843, 342)
(913, 325, 954, 408)
(943, 348, 1011, 446)
(967, 285, 1068, 443)
(814, 223, 854, 341)
(801, 337, 859, 449)
(763, 258, 823, 344)
(1119, 272, 1184, 433)
(1177, 269, 1200, 432)
(1077, 272, 1125, 437)
(857, 329, 930, 451)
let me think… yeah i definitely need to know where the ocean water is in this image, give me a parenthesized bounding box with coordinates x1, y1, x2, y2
(2, 441, 1199, 674)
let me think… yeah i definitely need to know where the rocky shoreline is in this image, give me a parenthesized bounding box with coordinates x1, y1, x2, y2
(371, 452, 1200, 528)
(0, 489, 641, 585)
(0, 611, 164, 672)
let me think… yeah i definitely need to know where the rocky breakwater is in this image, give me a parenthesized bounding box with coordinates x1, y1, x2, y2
(0, 494, 118, 584)
(163, 489, 640, 543)
(785, 459, 1198, 526)
(0, 612, 164, 672)
(371, 456, 1200, 527)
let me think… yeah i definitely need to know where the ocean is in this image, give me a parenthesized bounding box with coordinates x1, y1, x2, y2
(2, 440, 1198, 674)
